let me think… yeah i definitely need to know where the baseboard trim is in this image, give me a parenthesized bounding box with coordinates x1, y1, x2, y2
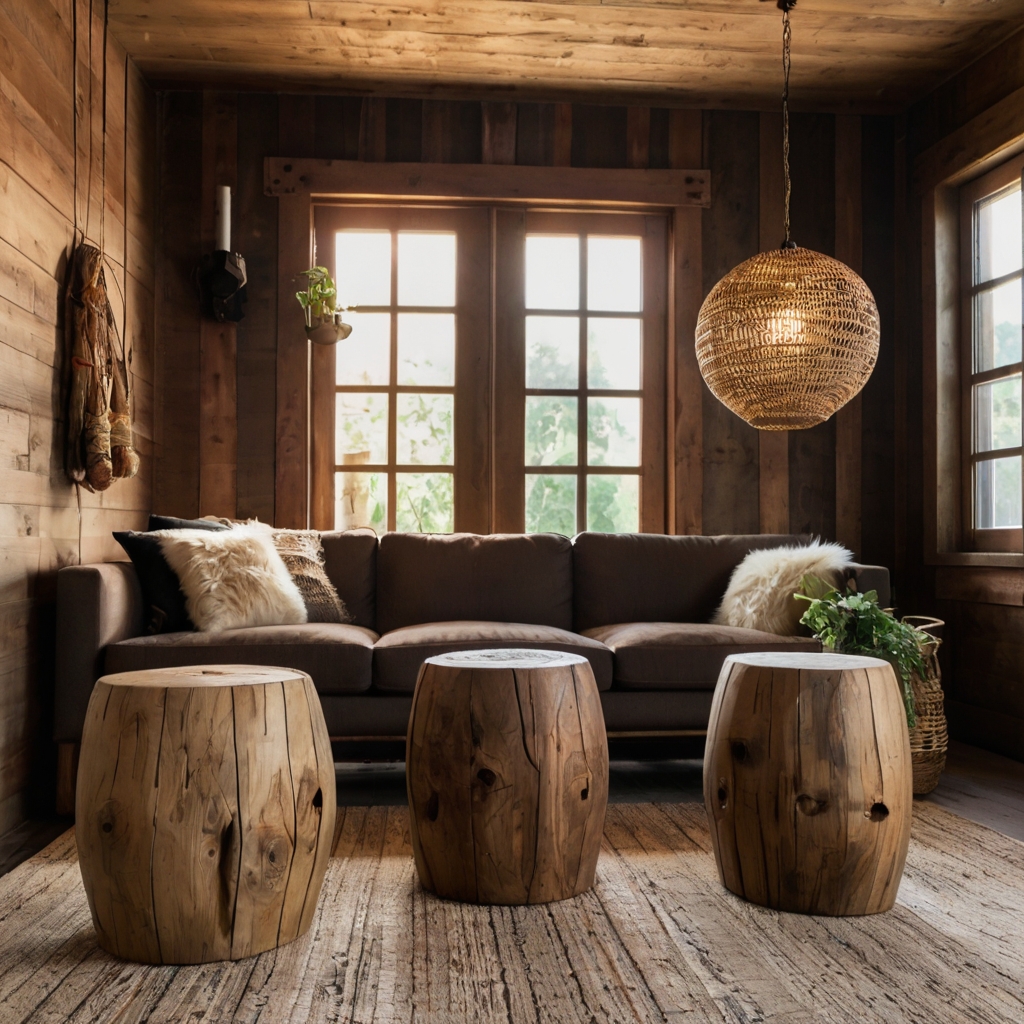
(946, 699, 1024, 763)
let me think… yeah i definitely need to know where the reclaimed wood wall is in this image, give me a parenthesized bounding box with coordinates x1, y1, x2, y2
(905, 28, 1024, 763)
(0, 0, 156, 833)
(156, 93, 897, 571)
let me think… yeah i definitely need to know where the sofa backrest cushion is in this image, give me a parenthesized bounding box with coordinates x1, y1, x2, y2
(320, 530, 379, 630)
(572, 532, 806, 631)
(376, 532, 573, 634)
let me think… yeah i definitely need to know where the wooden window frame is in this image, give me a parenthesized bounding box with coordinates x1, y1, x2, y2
(918, 94, 1024, 568)
(959, 155, 1024, 554)
(271, 157, 710, 535)
(493, 209, 668, 534)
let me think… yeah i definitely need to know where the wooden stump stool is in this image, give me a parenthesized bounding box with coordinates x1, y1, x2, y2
(407, 649, 608, 905)
(704, 652, 913, 916)
(76, 665, 337, 964)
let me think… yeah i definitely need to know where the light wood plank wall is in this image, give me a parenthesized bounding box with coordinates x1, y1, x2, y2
(0, 0, 156, 833)
(155, 95, 896, 558)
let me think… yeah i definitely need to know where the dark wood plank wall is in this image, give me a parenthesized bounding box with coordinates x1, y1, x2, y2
(0, 0, 157, 834)
(155, 93, 896, 551)
(905, 27, 1024, 763)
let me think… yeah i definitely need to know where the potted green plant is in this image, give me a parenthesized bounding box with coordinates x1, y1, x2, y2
(796, 577, 928, 729)
(295, 266, 353, 346)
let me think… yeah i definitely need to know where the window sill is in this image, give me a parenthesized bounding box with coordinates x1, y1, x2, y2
(927, 551, 1024, 568)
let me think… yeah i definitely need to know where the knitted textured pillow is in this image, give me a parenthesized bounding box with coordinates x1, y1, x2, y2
(713, 540, 852, 636)
(272, 530, 351, 624)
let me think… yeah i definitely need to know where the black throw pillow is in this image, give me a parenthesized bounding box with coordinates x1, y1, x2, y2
(147, 514, 229, 533)
(114, 531, 197, 634)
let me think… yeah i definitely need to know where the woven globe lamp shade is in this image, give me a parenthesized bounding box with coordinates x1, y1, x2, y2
(695, 246, 880, 430)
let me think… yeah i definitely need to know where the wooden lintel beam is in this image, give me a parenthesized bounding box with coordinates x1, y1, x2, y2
(265, 157, 711, 207)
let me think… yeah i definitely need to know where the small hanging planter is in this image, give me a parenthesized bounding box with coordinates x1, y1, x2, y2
(296, 266, 353, 346)
(305, 313, 353, 346)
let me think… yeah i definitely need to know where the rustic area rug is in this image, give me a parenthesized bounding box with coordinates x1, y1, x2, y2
(0, 802, 1021, 1023)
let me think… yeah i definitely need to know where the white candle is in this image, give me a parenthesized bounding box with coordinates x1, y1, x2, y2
(215, 185, 231, 252)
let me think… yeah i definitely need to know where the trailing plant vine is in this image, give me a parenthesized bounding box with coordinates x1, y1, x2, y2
(796, 576, 928, 728)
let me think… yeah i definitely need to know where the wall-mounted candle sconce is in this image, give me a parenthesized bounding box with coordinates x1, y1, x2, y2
(196, 185, 248, 323)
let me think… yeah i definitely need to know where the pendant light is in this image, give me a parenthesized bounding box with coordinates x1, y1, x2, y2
(694, 0, 880, 430)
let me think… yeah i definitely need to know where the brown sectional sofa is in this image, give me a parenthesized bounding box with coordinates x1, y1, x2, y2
(54, 530, 889, 746)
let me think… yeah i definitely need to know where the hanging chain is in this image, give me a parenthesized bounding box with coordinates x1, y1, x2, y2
(781, 3, 793, 247)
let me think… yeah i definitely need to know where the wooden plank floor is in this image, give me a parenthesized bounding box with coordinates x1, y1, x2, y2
(0, 799, 1021, 1023)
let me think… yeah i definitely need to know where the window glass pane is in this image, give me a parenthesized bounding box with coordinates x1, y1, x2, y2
(335, 471, 386, 533)
(398, 232, 456, 307)
(336, 392, 388, 464)
(525, 396, 578, 467)
(587, 397, 641, 466)
(526, 316, 578, 388)
(337, 312, 390, 385)
(526, 236, 579, 310)
(587, 237, 642, 312)
(976, 456, 1022, 529)
(398, 313, 455, 386)
(974, 278, 1022, 372)
(525, 474, 577, 535)
(397, 393, 454, 465)
(336, 231, 391, 307)
(977, 187, 1022, 283)
(396, 473, 454, 532)
(588, 318, 641, 389)
(586, 474, 639, 532)
(975, 376, 1022, 453)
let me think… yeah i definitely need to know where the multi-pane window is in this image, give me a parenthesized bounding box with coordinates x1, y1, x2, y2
(962, 158, 1024, 550)
(333, 226, 457, 533)
(312, 205, 666, 536)
(523, 233, 644, 534)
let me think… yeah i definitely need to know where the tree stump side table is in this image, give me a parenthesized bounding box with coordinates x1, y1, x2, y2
(704, 652, 913, 916)
(76, 665, 337, 964)
(406, 649, 609, 905)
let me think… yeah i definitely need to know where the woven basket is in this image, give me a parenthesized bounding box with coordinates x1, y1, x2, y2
(903, 616, 947, 796)
(695, 246, 880, 430)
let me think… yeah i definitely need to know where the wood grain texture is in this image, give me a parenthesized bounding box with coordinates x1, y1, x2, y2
(109, 0, 1024, 112)
(705, 652, 913, 916)
(3, 799, 1024, 1022)
(482, 102, 517, 165)
(75, 666, 336, 965)
(835, 114, 863, 557)
(265, 157, 710, 206)
(0, 1, 155, 837)
(757, 111, 790, 535)
(669, 109, 703, 535)
(406, 650, 608, 905)
(701, 110, 760, 535)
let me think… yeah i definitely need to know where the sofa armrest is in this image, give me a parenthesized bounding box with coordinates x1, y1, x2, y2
(54, 562, 144, 743)
(841, 562, 890, 609)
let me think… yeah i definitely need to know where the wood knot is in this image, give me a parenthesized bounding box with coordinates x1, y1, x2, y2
(426, 792, 439, 822)
(476, 768, 497, 787)
(580, 787, 589, 801)
(312, 788, 323, 810)
(796, 794, 828, 816)
(717, 780, 727, 809)
(730, 740, 749, 763)
(869, 802, 889, 822)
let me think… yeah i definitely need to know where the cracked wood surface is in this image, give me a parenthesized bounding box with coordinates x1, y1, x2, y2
(0, 801, 1021, 1022)
(406, 649, 609, 905)
(74, 665, 336, 965)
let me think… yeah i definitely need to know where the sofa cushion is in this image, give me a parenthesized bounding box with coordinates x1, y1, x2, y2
(372, 620, 613, 693)
(376, 533, 573, 634)
(582, 622, 820, 691)
(105, 623, 378, 695)
(572, 532, 806, 632)
(320, 530, 378, 630)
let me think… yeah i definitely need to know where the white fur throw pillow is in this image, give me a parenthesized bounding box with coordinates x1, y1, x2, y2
(156, 526, 308, 632)
(713, 540, 852, 636)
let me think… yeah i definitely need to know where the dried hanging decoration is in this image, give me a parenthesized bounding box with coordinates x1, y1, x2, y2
(694, 0, 880, 430)
(65, 243, 139, 490)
